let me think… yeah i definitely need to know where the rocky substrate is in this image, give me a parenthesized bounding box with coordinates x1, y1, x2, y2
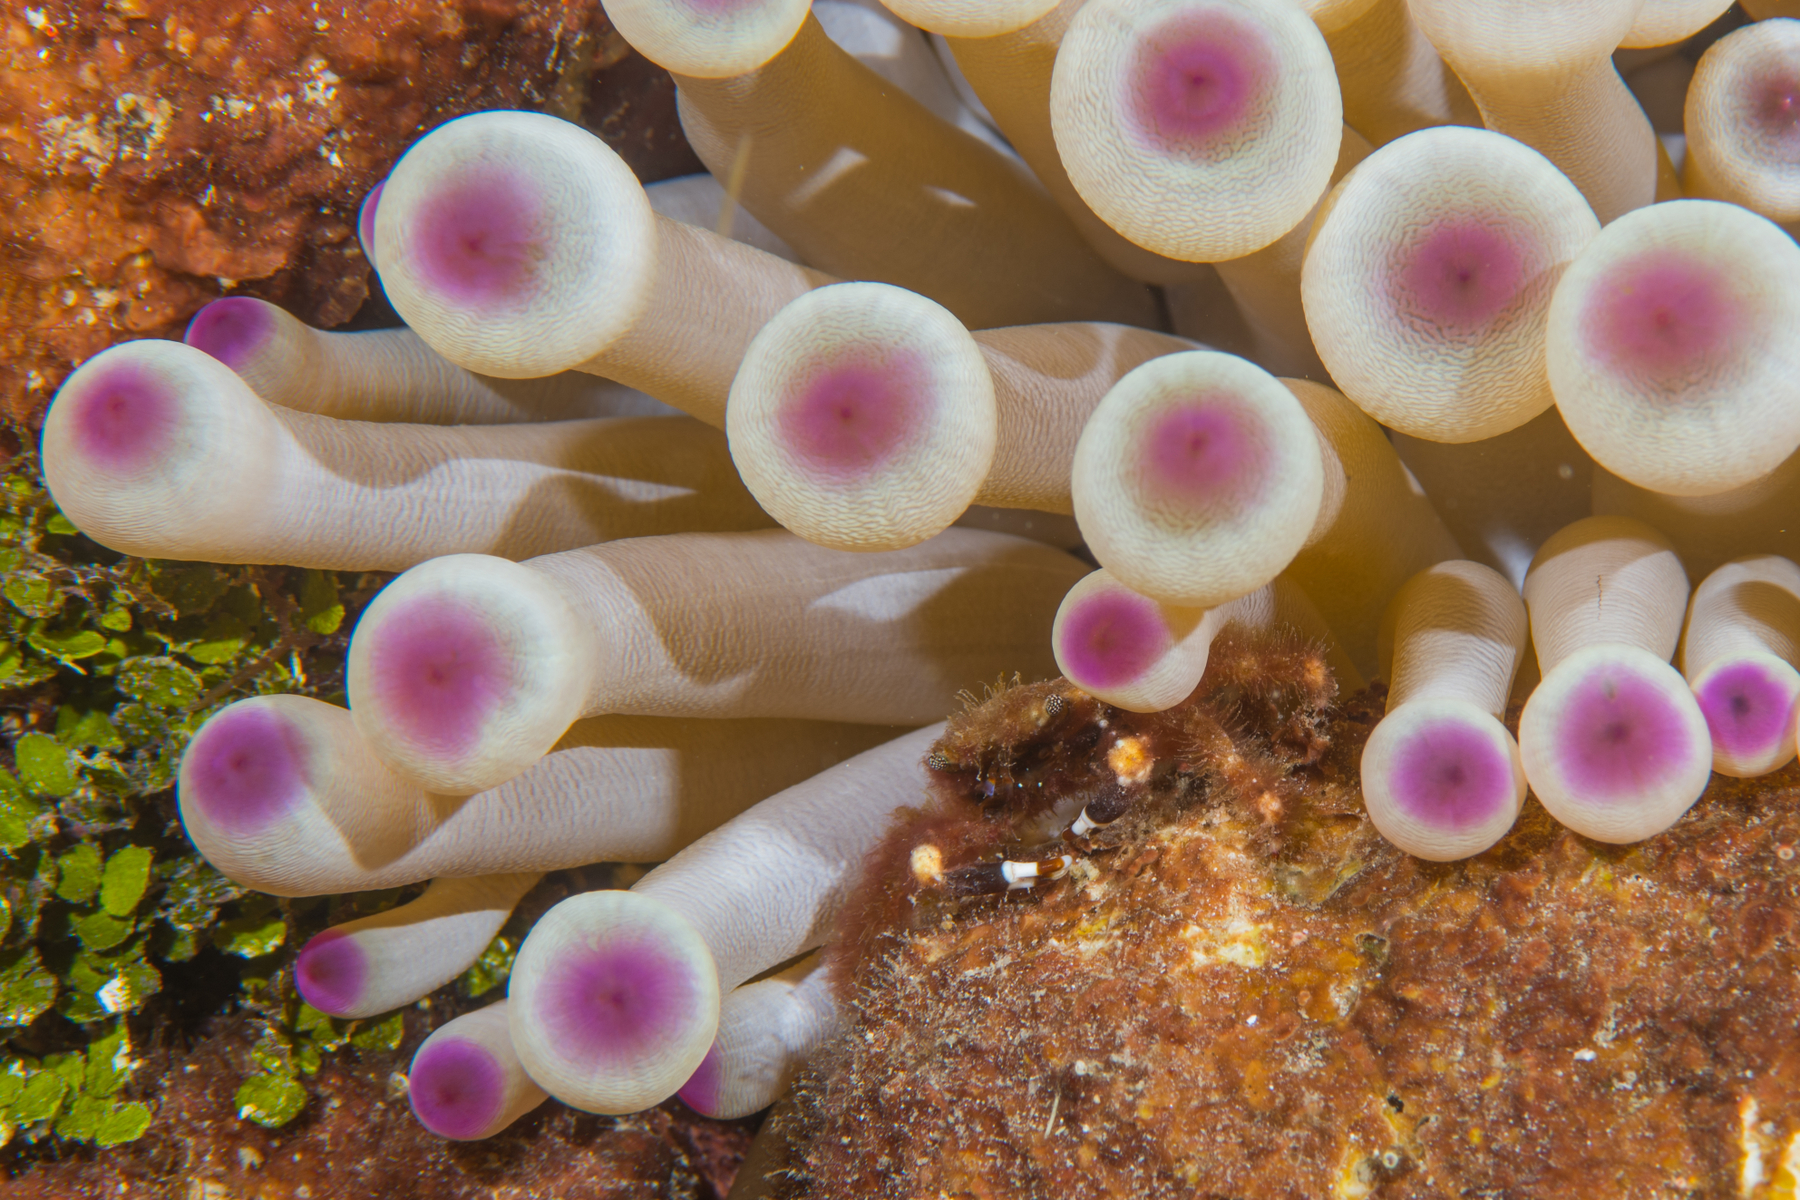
(760, 636, 1800, 1199)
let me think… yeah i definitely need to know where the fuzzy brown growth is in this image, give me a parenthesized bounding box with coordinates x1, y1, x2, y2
(769, 678, 1800, 1199)
(825, 624, 1339, 998)
(1194, 625, 1339, 765)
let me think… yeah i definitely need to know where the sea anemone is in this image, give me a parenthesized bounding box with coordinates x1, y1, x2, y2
(32, 0, 1799, 1167)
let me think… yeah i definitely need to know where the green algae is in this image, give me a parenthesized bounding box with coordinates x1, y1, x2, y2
(0, 441, 510, 1151)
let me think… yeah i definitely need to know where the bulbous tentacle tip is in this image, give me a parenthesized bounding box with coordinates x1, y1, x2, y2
(1072, 349, 1323, 609)
(1302, 126, 1597, 443)
(1361, 700, 1525, 861)
(375, 111, 657, 379)
(1052, 568, 1219, 712)
(179, 697, 314, 842)
(292, 928, 368, 1017)
(347, 554, 590, 796)
(1685, 15, 1800, 221)
(509, 889, 720, 1114)
(40, 339, 294, 562)
(409, 1036, 507, 1139)
(45, 342, 192, 478)
(728, 281, 996, 553)
(1519, 644, 1714, 844)
(1051, 0, 1340, 262)
(1055, 575, 1175, 693)
(183, 296, 281, 372)
(603, 0, 811, 78)
(1548, 199, 1800, 497)
(408, 1002, 549, 1140)
(1691, 655, 1800, 778)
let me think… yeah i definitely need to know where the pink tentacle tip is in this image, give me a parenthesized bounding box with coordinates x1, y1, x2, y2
(1130, 10, 1272, 156)
(1750, 71, 1800, 149)
(1059, 589, 1169, 689)
(1584, 252, 1740, 380)
(409, 1037, 506, 1140)
(357, 180, 385, 260)
(411, 170, 546, 306)
(779, 354, 932, 482)
(367, 597, 513, 757)
(61, 359, 180, 473)
(1137, 397, 1269, 516)
(675, 1040, 724, 1115)
(293, 928, 368, 1016)
(1394, 221, 1529, 331)
(1695, 661, 1798, 760)
(537, 937, 704, 1070)
(1555, 668, 1699, 799)
(184, 297, 277, 370)
(181, 705, 309, 836)
(1388, 719, 1514, 831)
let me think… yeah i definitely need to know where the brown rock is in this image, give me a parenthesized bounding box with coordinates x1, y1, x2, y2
(0, 0, 701, 424)
(776, 633, 1800, 1199)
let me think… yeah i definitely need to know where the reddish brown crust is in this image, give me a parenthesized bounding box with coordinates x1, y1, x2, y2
(826, 628, 1340, 998)
(789, 636, 1800, 1199)
(0, 0, 702, 425)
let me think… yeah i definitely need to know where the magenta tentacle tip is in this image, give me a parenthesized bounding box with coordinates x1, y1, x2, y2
(408, 1036, 507, 1140)
(365, 595, 513, 759)
(535, 936, 705, 1072)
(675, 1040, 724, 1114)
(179, 702, 309, 837)
(509, 889, 719, 1111)
(1056, 587, 1170, 691)
(1138, 397, 1268, 516)
(1395, 221, 1529, 331)
(411, 169, 546, 307)
(1386, 716, 1517, 832)
(1521, 646, 1713, 843)
(58, 358, 180, 474)
(1750, 70, 1800, 144)
(183, 296, 277, 371)
(293, 928, 369, 1016)
(1555, 665, 1700, 799)
(1131, 10, 1271, 155)
(1363, 700, 1525, 860)
(780, 354, 932, 482)
(1694, 659, 1800, 763)
(1583, 251, 1739, 379)
(357, 179, 385, 264)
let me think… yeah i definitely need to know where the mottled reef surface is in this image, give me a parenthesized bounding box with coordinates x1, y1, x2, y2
(2, 863, 755, 1200)
(2, 1005, 752, 1200)
(762, 632, 1800, 1199)
(0, 0, 701, 424)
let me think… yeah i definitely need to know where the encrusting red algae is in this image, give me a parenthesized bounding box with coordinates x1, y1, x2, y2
(759, 626, 1800, 1199)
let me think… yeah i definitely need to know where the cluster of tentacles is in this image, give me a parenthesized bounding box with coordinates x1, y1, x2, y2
(27, 0, 1800, 1157)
